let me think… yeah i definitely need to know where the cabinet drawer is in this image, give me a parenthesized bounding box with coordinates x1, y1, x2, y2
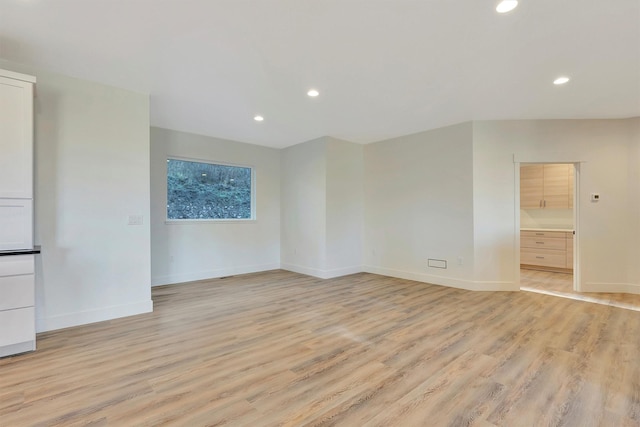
(521, 230, 568, 239)
(0, 274, 34, 310)
(0, 255, 34, 277)
(521, 248, 567, 269)
(521, 236, 566, 250)
(0, 307, 35, 347)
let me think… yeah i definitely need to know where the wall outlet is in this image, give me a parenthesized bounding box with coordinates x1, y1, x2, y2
(591, 193, 600, 202)
(128, 215, 143, 225)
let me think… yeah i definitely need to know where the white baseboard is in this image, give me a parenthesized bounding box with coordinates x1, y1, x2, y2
(582, 282, 640, 294)
(151, 262, 280, 286)
(363, 265, 517, 291)
(280, 263, 363, 279)
(0, 340, 35, 358)
(36, 300, 153, 333)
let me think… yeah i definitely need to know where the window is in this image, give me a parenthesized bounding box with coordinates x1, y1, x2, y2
(167, 158, 253, 220)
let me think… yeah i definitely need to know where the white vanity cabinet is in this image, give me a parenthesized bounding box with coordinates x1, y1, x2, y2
(0, 69, 37, 357)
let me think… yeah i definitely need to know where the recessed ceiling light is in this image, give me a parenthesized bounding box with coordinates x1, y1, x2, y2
(496, 0, 518, 13)
(254, 115, 264, 122)
(307, 89, 319, 97)
(553, 76, 570, 85)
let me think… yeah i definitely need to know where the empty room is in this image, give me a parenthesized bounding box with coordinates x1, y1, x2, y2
(1, 0, 639, 425)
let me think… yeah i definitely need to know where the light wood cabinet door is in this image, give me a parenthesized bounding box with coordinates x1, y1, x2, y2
(521, 235, 566, 250)
(520, 164, 572, 209)
(543, 164, 570, 209)
(520, 165, 544, 209)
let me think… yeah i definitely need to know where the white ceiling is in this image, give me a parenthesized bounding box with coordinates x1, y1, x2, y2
(1, 0, 639, 148)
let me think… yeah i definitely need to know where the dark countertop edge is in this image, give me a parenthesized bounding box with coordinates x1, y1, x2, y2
(0, 246, 41, 257)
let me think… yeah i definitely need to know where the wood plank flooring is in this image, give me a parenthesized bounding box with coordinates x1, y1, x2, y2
(521, 269, 640, 311)
(2, 270, 640, 426)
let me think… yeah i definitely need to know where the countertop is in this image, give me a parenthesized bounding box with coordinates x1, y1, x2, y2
(521, 228, 574, 233)
(0, 245, 41, 257)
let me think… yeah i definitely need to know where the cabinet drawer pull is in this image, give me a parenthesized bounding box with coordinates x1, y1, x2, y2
(535, 233, 544, 236)
(536, 242, 544, 244)
(536, 256, 544, 259)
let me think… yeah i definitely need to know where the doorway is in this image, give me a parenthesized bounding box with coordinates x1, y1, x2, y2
(518, 162, 578, 295)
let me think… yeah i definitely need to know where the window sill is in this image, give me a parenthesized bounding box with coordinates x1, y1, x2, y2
(165, 219, 256, 225)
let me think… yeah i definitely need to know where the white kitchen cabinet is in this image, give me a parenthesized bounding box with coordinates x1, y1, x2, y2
(0, 74, 34, 199)
(0, 69, 37, 358)
(0, 199, 33, 251)
(0, 254, 35, 357)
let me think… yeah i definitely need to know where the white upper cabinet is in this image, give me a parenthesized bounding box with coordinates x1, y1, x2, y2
(0, 74, 34, 199)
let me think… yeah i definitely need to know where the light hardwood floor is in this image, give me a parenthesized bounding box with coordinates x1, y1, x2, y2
(520, 269, 640, 311)
(2, 270, 640, 426)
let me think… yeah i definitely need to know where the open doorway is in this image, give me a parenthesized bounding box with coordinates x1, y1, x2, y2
(518, 163, 577, 294)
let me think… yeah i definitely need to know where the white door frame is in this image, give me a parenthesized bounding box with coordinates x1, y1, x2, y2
(513, 154, 585, 292)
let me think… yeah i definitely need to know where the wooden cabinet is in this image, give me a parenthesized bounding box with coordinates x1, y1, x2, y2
(0, 254, 35, 357)
(520, 164, 572, 209)
(520, 165, 544, 209)
(521, 230, 573, 272)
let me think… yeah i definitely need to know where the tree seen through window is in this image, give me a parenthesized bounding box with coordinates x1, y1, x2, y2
(167, 159, 252, 220)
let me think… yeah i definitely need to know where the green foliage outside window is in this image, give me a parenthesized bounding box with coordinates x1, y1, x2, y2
(167, 159, 252, 220)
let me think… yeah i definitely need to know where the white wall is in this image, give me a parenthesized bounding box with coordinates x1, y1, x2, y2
(363, 122, 476, 289)
(326, 138, 363, 275)
(280, 137, 364, 279)
(150, 127, 280, 285)
(0, 60, 153, 332)
(473, 118, 640, 292)
(627, 118, 640, 285)
(280, 137, 328, 276)
(520, 208, 573, 229)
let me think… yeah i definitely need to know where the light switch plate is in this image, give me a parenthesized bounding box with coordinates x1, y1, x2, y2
(128, 215, 143, 225)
